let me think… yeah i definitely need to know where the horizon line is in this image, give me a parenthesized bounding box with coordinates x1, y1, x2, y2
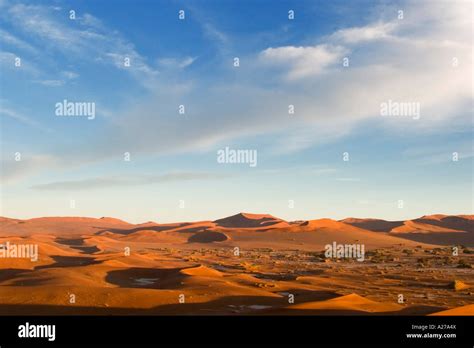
(1, 211, 473, 225)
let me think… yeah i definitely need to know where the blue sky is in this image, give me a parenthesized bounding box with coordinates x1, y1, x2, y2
(0, 0, 472, 223)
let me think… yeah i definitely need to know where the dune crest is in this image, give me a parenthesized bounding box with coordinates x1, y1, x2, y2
(288, 293, 403, 313)
(214, 212, 289, 229)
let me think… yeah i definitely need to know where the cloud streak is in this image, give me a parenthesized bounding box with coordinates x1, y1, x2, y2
(2, 3, 159, 87)
(30, 172, 233, 191)
(259, 44, 347, 80)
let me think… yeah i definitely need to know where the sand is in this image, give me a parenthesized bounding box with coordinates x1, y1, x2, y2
(0, 213, 472, 315)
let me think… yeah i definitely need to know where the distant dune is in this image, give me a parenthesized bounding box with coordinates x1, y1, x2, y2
(340, 218, 404, 232)
(341, 215, 473, 246)
(214, 212, 290, 229)
(0, 216, 132, 237)
(2, 213, 472, 248)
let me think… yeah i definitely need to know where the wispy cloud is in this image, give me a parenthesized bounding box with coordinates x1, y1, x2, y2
(1, 155, 57, 184)
(0, 28, 38, 54)
(187, 5, 231, 54)
(259, 44, 347, 80)
(30, 172, 233, 191)
(0, 51, 40, 75)
(2, 3, 159, 87)
(0, 105, 53, 133)
(330, 22, 396, 43)
(403, 141, 474, 165)
(157, 56, 197, 69)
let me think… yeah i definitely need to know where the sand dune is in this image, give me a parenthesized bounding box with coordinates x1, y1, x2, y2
(0, 213, 472, 315)
(342, 215, 473, 234)
(0, 216, 132, 237)
(429, 304, 474, 316)
(342, 215, 474, 246)
(287, 293, 403, 313)
(340, 218, 404, 232)
(180, 265, 224, 277)
(214, 212, 290, 229)
(391, 220, 465, 234)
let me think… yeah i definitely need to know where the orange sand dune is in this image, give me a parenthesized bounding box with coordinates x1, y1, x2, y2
(214, 212, 290, 229)
(429, 304, 474, 316)
(118, 230, 190, 244)
(342, 214, 473, 234)
(391, 220, 465, 234)
(414, 215, 473, 233)
(0, 216, 132, 237)
(0, 213, 472, 316)
(287, 293, 403, 313)
(342, 214, 474, 246)
(340, 218, 404, 232)
(180, 265, 224, 277)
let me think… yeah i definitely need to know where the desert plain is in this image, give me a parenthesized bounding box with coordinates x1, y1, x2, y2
(0, 213, 472, 315)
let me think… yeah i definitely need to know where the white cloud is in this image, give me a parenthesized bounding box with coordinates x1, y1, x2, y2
(330, 22, 396, 43)
(157, 57, 197, 69)
(61, 71, 79, 79)
(260, 44, 346, 80)
(34, 79, 64, 87)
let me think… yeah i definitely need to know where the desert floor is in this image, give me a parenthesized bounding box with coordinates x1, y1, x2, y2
(0, 213, 473, 315)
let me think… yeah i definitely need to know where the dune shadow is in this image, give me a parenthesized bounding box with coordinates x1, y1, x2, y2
(146, 295, 441, 316)
(0, 294, 446, 316)
(188, 231, 228, 243)
(35, 256, 101, 270)
(253, 273, 298, 281)
(414, 217, 473, 233)
(94, 223, 192, 236)
(9, 276, 54, 287)
(56, 238, 85, 246)
(272, 289, 339, 303)
(392, 231, 474, 246)
(55, 238, 101, 254)
(0, 268, 30, 284)
(105, 267, 187, 290)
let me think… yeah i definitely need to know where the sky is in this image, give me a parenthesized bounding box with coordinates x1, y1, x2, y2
(0, 0, 472, 223)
